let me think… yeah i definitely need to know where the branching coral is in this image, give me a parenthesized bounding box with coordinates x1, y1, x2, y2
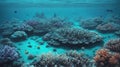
(94, 49, 120, 67)
(105, 38, 120, 52)
(31, 50, 92, 67)
(43, 28, 102, 47)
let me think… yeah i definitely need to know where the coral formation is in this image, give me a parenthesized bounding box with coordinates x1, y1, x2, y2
(80, 17, 103, 29)
(105, 38, 120, 52)
(13, 23, 33, 35)
(115, 30, 120, 36)
(43, 28, 102, 47)
(31, 50, 92, 67)
(0, 20, 22, 37)
(11, 31, 28, 41)
(26, 16, 73, 35)
(94, 49, 120, 67)
(0, 38, 13, 46)
(0, 45, 19, 64)
(96, 22, 120, 33)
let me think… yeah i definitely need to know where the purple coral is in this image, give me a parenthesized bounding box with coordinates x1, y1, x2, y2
(43, 28, 102, 47)
(105, 38, 120, 52)
(0, 45, 19, 63)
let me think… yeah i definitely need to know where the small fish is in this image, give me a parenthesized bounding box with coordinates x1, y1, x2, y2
(106, 9, 113, 12)
(14, 10, 17, 13)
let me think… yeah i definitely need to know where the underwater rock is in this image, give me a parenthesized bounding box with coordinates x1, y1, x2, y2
(94, 49, 120, 67)
(28, 54, 35, 60)
(27, 44, 32, 48)
(43, 28, 102, 48)
(105, 38, 120, 52)
(0, 45, 19, 64)
(11, 31, 27, 41)
(37, 45, 40, 49)
(25, 50, 29, 55)
(46, 45, 50, 48)
(53, 48, 57, 52)
(31, 50, 92, 67)
(96, 22, 120, 33)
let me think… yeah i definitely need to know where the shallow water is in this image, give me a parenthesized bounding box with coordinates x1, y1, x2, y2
(0, 1, 120, 67)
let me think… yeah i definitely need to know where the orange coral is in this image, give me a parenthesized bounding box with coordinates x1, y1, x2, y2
(94, 49, 120, 67)
(109, 56, 118, 64)
(94, 49, 110, 62)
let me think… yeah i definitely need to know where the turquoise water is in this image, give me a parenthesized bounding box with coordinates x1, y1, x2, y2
(0, 1, 120, 67)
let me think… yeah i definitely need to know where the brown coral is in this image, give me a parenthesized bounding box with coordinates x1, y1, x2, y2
(94, 49, 120, 67)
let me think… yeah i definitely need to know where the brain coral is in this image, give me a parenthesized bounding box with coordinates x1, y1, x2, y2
(43, 28, 102, 47)
(105, 38, 120, 52)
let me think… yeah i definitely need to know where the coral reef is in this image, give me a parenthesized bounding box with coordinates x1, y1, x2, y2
(105, 38, 120, 52)
(31, 50, 93, 67)
(94, 49, 120, 67)
(96, 22, 120, 33)
(80, 17, 103, 29)
(43, 28, 102, 47)
(11, 31, 27, 41)
(0, 38, 13, 46)
(0, 45, 19, 64)
(0, 19, 22, 37)
(115, 30, 120, 36)
(13, 23, 34, 35)
(26, 16, 73, 35)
